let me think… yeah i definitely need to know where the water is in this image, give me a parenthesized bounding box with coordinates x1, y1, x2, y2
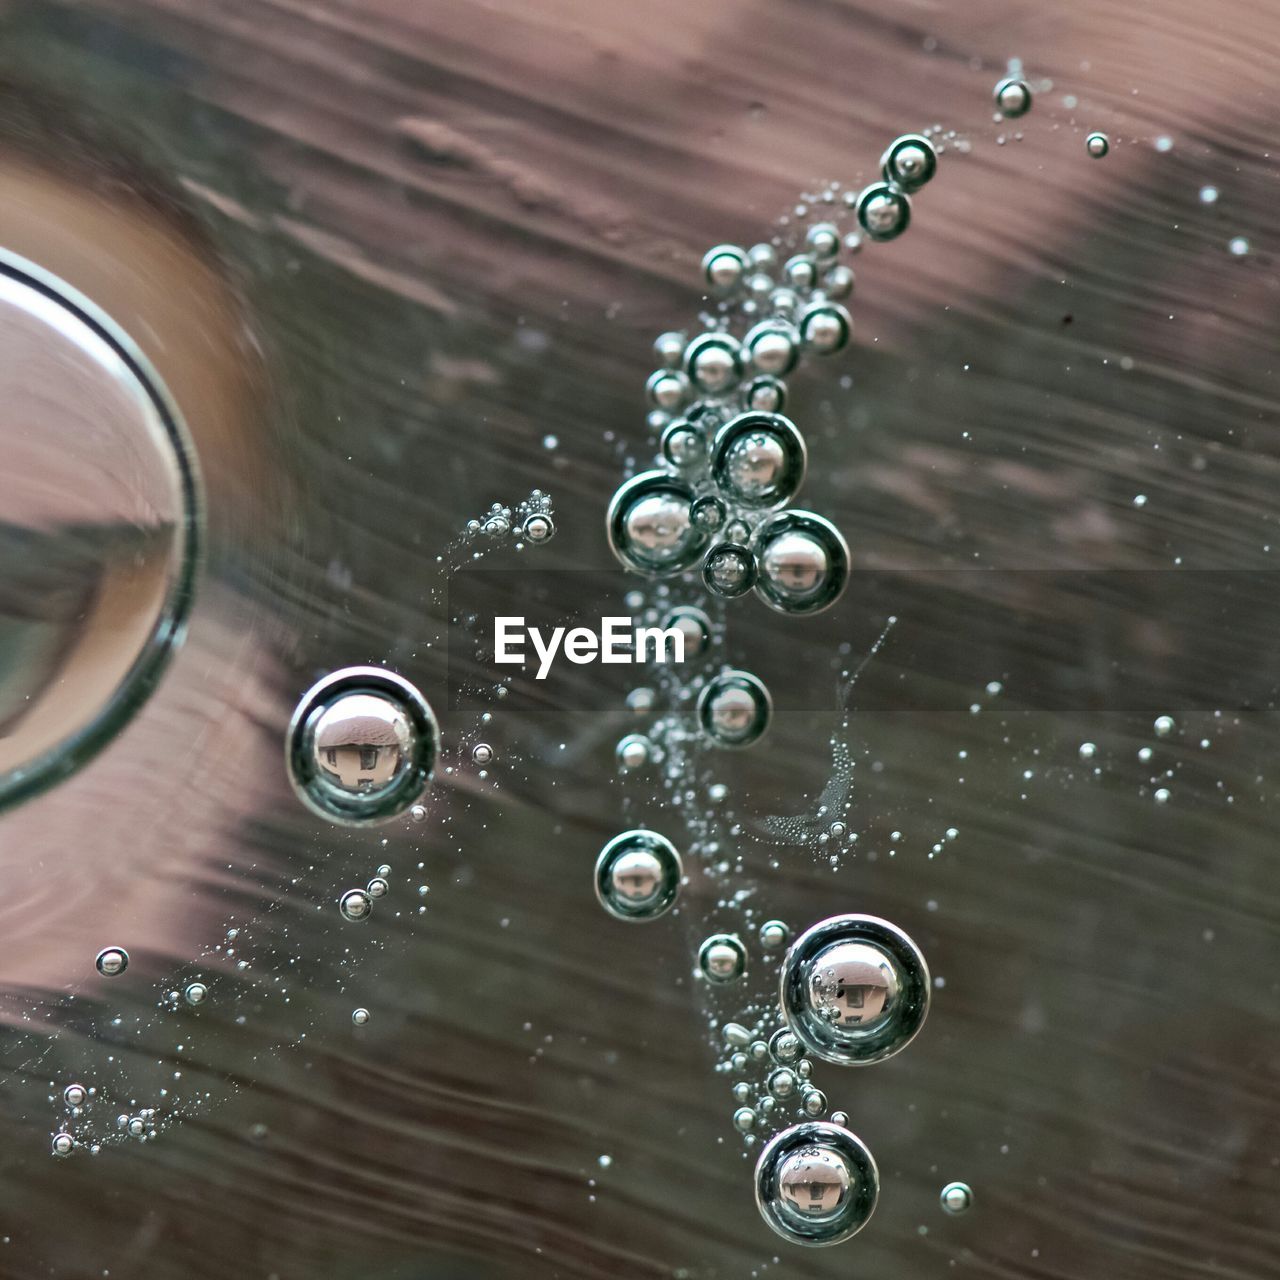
(3, 21, 1276, 1277)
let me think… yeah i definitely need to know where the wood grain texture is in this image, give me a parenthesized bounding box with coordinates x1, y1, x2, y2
(0, 1, 1277, 1277)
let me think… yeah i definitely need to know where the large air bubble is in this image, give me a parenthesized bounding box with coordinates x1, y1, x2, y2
(779, 915, 930, 1066)
(754, 1122, 879, 1246)
(287, 667, 438, 826)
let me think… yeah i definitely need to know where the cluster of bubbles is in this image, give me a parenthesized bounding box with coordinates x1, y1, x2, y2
(45, 478, 556, 1159)
(461, 490, 556, 551)
(594, 129, 960, 1248)
(606, 134, 947, 618)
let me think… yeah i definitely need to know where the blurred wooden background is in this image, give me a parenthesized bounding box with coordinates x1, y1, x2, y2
(0, 0, 1277, 1277)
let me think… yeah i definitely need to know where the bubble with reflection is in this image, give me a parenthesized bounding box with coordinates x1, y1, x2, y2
(880, 133, 938, 191)
(798, 302, 852, 354)
(698, 933, 748, 983)
(994, 76, 1032, 118)
(703, 543, 757, 599)
(753, 511, 849, 614)
(339, 888, 373, 923)
(0, 251, 199, 813)
(615, 733, 652, 770)
(755, 1122, 879, 1246)
(287, 667, 438, 826)
(698, 669, 772, 748)
(744, 320, 800, 376)
(594, 830, 682, 921)
(855, 183, 911, 241)
(702, 244, 748, 292)
(95, 947, 129, 978)
(606, 471, 708, 574)
(685, 332, 743, 395)
(780, 915, 930, 1066)
(711, 412, 807, 508)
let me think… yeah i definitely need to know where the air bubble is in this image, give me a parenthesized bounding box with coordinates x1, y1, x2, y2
(685, 332, 744, 395)
(699, 933, 748, 983)
(801, 1087, 828, 1118)
(769, 1066, 799, 1098)
(690, 494, 727, 532)
(52, 1133, 75, 1157)
(805, 223, 841, 261)
(287, 667, 438, 826)
(703, 543, 758, 599)
(594, 830, 682, 921)
(367, 876, 389, 898)
(855, 183, 911, 241)
(339, 889, 373, 922)
(606, 471, 708, 575)
(702, 244, 748, 293)
(784, 254, 817, 290)
(698, 669, 772, 749)
(662, 606, 712, 658)
(184, 982, 207, 1006)
(661, 421, 705, 471)
(760, 919, 791, 950)
(95, 947, 128, 978)
(940, 1181, 973, 1214)
(352, 1007, 371, 1026)
(880, 134, 938, 192)
(744, 320, 800, 376)
(63, 1084, 87, 1109)
(769, 1028, 802, 1063)
(798, 302, 852, 354)
(654, 331, 686, 367)
(645, 368, 690, 412)
(744, 374, 788, 413)
(822, 265, 854, 301)
(472, 742, 494, 765)
(615, 733, 653, 770)
(994, 77, 1032, 118)
(754, 1122, 879, 1246)
(780, 915, 930, 1066)
(1154, 715, 1175, 738)
(753, 511, 850, 615)
(1086, 131, 1110, 158)
(711, 412, 807, 508)
(522, 513, 555, 543)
